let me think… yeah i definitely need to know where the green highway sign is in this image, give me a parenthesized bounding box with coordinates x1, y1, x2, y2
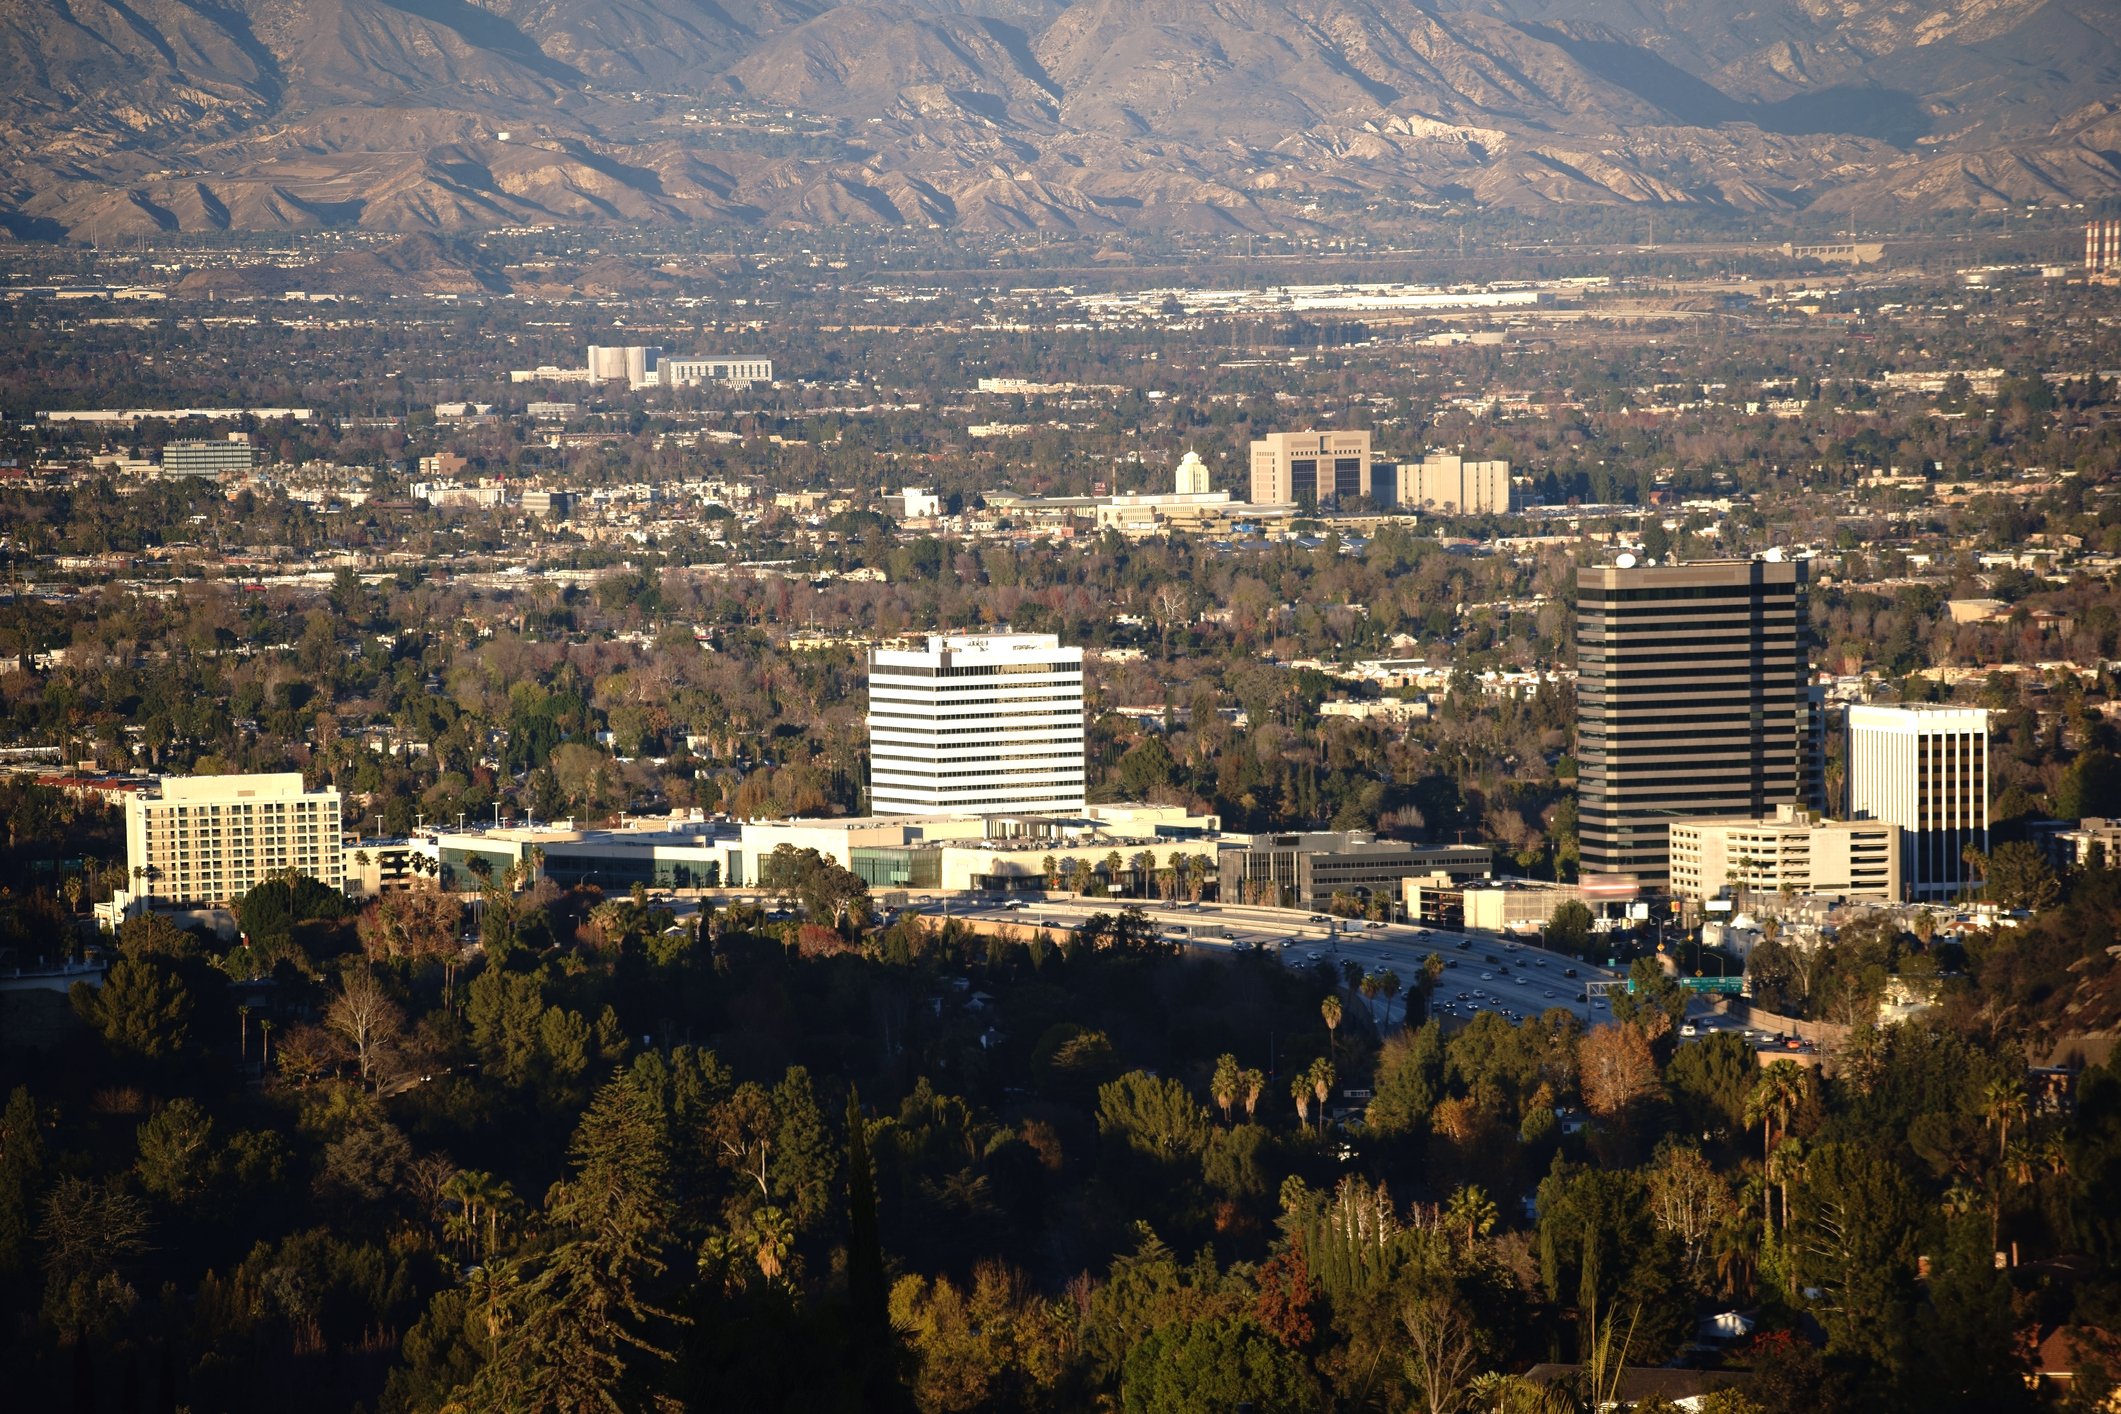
(1622, 976, 1745, 994)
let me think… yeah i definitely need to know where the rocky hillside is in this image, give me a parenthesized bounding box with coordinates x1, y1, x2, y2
(0, 0, 2113, 237)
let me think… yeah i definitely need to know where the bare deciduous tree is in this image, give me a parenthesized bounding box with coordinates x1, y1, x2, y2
(327, 967, 406, 1092)
(1401, 1294, 1481, 1414)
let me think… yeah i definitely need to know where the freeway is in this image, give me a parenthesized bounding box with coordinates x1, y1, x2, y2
(905, 892, 1646, 1031)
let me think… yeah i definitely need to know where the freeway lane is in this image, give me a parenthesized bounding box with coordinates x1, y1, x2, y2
(902, 893, 1647, 1031)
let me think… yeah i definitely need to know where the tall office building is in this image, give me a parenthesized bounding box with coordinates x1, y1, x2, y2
(1847, 704, 1989, 901)
(127, 772, 344, 905)
(1249, 430, 1371, 509)
(1386, 453, 1513, 514)
(1576, 556, 1814, 885)
(867, 633, 1086, 815)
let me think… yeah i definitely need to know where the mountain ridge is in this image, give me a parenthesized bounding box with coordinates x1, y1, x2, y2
(2, 0, 2116, 238)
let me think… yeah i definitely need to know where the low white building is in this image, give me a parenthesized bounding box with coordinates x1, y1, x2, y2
(1668, 804, 1900, 903)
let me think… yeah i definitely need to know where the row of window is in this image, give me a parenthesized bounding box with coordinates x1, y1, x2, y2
(871, 664, 1081, 679)
(1580, 583, 1803, 603)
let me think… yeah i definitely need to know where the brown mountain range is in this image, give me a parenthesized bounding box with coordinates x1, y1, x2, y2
(2, 0, 2115, 238)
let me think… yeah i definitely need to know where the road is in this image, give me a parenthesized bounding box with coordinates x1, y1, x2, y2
(686, 887, 1795, 1052)
(913, 893, 1644, 1031)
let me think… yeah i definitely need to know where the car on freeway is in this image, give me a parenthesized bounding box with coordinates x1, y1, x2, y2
(1784, 1037, 1803, 1050)
(1309, 914, 1330, 923)
(1457, 940, 1473, 950)
(1576, 993, 1588, 1003)
(1480, 973, 1493, 981)
(1680, 1023, 1698, 1037)
(1485, 955, 1500, 964)
(1003, 900, 1027, 910)
(1444, 959, 1458, 968)
(1532, 959, 1546, 968)
(1563, 968, 1578, 978)
(1306, 951, 1323, 961)
(1365, 921, 1386, 929)
(1221, 930, 1237, 940)
(1543, 990, 1556, 999)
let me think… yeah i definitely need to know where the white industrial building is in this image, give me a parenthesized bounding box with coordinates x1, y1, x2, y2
(510, 347, 772, 390)
(1848, 704, 1989, 901)
(867, 633, 1086, 816)
(661, 356, 774, 389)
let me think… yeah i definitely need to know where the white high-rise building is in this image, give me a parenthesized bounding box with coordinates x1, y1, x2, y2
(1848, 704, 1989, 902)
(867, 634, 1086, 816)
(125, 772, 344, 905)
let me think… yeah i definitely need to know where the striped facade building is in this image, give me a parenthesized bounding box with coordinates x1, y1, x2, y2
(866, 634, 1086, 816)
(1576, 557, 1817, 886)
(1848, 704, 1989, 902)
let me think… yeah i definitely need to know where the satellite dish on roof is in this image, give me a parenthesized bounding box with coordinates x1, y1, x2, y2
(1614, 552, 1637, 569)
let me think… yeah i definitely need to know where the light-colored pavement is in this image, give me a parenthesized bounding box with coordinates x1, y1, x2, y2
(907, 892, 1639, 1030)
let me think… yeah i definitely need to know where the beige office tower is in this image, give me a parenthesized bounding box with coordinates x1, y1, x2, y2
(1393, 453, 1512, 514)
(1847, 704, 1989, 901)
(1249, 430, 1371, 508)
(127, 772, 344, 905)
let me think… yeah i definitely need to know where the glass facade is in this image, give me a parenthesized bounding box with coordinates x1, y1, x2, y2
(850, 847, 942, 890)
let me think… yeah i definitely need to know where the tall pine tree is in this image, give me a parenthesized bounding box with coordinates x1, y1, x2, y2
(845, 1087, 885, 1332)
(468, 1076, 684, 1412)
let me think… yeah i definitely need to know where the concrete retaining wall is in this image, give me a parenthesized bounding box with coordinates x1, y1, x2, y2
(1707, 998, 1852, 1050)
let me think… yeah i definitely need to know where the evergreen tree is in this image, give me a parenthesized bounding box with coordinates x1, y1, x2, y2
(469, 1076, 683, 1412)
(0, 1086, 45, 1276)
(846, 1087, 886, 1333)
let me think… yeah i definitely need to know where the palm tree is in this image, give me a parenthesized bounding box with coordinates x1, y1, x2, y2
(445, 1170, 519, 1260)
(1983, 1076, 2026, 1165)
(1766, 1137, 1805, 1234)
(1322, 994, 1343, 1062)
(1292, 1075, 1312, 1130)
(1041, 855, 1057, 889)
(1185, 853, 1210, 902)
(1212, 1054, 1241, 1126)
(1242, 1068, 1264, 1122)
(1961, 842, 1987, 903)
(1309, 1058, 1335, 1133)
(1129, 850, 1158, 899)
(1443, 1184, 1498, 1253)
(1359, 971, 1381, 1029)
(1379, 969, 1403, 1030)
(1744, 1062, 1808, 1231)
